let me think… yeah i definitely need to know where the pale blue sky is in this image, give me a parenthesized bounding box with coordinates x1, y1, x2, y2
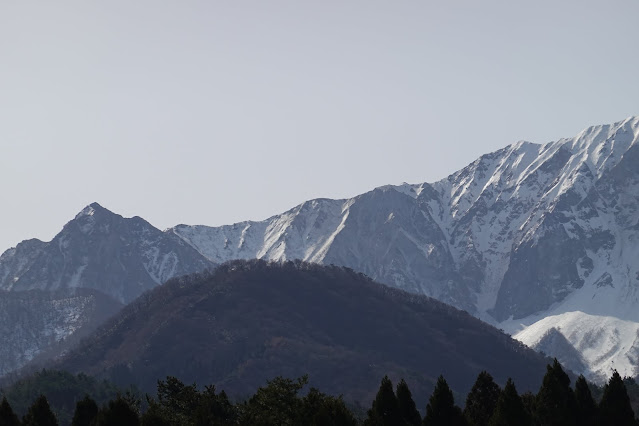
(1, 1, 638, 251)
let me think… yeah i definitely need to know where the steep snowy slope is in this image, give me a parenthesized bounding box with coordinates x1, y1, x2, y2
(0, 203, 214, 304)
(513, 312, 639, 383)
(171, 116, 639, 380)
(173, 187, 471, 309)
(502, 121, 639, 380)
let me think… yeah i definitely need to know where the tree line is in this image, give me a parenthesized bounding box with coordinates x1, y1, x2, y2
(1, 359, 637, 425)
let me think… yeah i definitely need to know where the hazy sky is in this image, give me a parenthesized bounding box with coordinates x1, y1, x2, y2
(1, 1, 638, 252)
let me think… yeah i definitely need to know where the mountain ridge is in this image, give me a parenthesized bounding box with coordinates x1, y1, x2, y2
(0, 201, 214, 302)
(170, 117, 639, 317)
(1, 116, 638, 382)
(169, 116, 639, 380)
(0, 203, 215, 376)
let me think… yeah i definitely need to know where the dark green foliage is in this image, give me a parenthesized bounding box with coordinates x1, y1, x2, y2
(22, 395, 58, 426)
(236, 374, 357, 425)
(9, 369, 639, 426)
(397, 379, 421, 426)
(3, 369, 121, 425)
(239, 375, 308, 425)
(423, 375, 466, 426)
(535, 359, 576, 426)
(93, 395, 139, 426)
(0, 396, 20, 426)
(488, 378, 529, 426)
(141, 376, 237, 425)
(365, 375, 402, 425)
(71, 395, 98, 426)
(574, 375, 597, 426)
(192, 387, 237, 425)
(139, 402, 172, 426)
(463, 371, 501, 426)
(622, 377, 639, 423)
(519, 392, 536, 420)
(301, 387, 358, 426)
(598, 370, 637, 426)
(154, 376, 200, 424)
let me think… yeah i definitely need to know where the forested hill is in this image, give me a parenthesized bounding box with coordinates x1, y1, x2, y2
(50, 260, 551, 403)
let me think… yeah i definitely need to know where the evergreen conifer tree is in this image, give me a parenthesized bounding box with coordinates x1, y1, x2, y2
(365, 376, 402, 426)
(155, 376, 200, 423)
(519, 392, 536, 420)
(397, 379, 421, 426)
(240, 375, 307, 425)
(422, 375, 466, 426)
(71, 395, 98, 426)
(535, 359, 577, 426)
(488, 378, 529, 426)
(0, 396, 20, 426)
(574, 375, 597, 426)
(140, 402, 171, 426)
(93, 395, 139, 426)
(193, 387, 238, 425)
(598, 370, 636, 426)
(463, 371, 501, 426)
(22, 394, 58, 426)
(301, 387, 357, 426)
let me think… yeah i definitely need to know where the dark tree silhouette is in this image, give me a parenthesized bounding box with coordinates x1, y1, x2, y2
(598, 370, 637, 426)
(71, 395, 98, 426)
(574, 375, 597, 426)
(0, 396, 20, 426)
(365, 375, 402, 426)
(22, 395, 58, 426)
(397, 379, 421, 426)
(93, 395, 139, 426)
(193, 387, 238, 425)
(301, 387, 358, 426)
(240, 375, 308, 425)
(464, 371, 501, 426)
(422, 375, 466, 426)
(535, 359, 576, 426)
(488, 378, 529, 426)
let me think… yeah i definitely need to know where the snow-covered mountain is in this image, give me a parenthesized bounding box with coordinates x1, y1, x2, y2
(170, 116, 639, 381)
(0, 203, 214, 375)
(1, 116, 637, 382)
(0, 203, 214, 304)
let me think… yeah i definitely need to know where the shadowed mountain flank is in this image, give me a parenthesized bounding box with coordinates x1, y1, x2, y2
(56, 260, 551, 403)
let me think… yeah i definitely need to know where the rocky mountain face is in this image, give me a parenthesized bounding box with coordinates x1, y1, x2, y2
(0, 288, 122, 377)
(1, 117, 637, 382)
(170, 117, 639, 381)
(0, 203, 214, 376)
(55, 260, 552, 403)
(0, 203, 214, 304)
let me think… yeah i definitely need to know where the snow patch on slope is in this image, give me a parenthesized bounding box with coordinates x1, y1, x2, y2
(169, 116, 639, 382)
(515, 312, 639, 381)
(171, 199, 348, 264)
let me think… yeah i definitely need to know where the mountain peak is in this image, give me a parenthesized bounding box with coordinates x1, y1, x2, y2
(69, 203, 124, 237)
(73, 202, 112, 220)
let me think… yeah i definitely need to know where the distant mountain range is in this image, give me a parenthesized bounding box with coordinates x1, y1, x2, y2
(53, 260, 552, 403)
(169, 117, 639, 381)
(1, 116, 637, 382)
